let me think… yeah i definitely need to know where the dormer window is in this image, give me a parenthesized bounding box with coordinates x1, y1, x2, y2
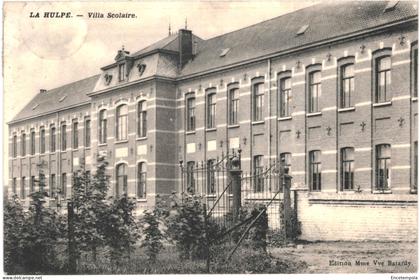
(118, 63, 125, 82)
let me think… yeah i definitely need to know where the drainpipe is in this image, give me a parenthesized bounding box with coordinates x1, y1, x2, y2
(267, 59, 272, 162)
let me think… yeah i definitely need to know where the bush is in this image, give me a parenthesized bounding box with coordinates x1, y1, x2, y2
(139, 209, 164, 263)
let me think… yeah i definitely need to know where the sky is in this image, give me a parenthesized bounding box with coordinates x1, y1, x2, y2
(3, 1, 319, 185)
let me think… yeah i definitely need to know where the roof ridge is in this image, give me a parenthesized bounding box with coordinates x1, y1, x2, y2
(201, 2, 322, 43)
(43, 73, 100, 93)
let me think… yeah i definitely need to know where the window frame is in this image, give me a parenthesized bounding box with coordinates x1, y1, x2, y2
(207, 159, 216, 194)
(137, 101, 147, 138)
(338, 59, 355, 109)
(280, 152, 292, 175)
(309, 150, 322, 191)
(411, 42, 418, 98)
(278, 73, 292, 117)
(186, 95, 196, 132)
(50, 125, 56, 152)
(50, 173, 56, 197)
(98, 109, 107, 144)
(186, 161, 195, 193)
(375, 144, 391, 191)
(30, 129, 36, 155)
(72, 120, 78, 149)
(30, 176, 35, 193)
(40, 127, 46, 154)
(21, 176, 26, 199)
(116, 104, 128, 141)
(12, 134, 17, 157)
(137, 162, 147, 198)
(61, 123, 67, 151)
(21, 131, 26, 156)
(228, 87, 239, 125)
(61, 173, 67, 197)
(340, 147, 355, 191)
(118, 63, 125, 82)
(307, 67, 322, 113)
(252, 82, 264, 122)
(372, 49, 392, 104)
(253, 155, 264, 192)
(12, 178, 17, 194)
(206, 92, 216, 129)
(84, 118, 91, 148)
(116, 163, 128, 196)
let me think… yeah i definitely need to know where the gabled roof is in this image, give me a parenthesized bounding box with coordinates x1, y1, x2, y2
(180, 1, 418, 77)
(10, 75, 100, 123)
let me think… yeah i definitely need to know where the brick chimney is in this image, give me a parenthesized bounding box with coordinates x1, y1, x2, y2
(40, 89, 47, 93)
(178, 29, 193, 68)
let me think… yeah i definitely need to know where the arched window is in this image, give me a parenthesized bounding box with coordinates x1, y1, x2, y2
(186, 96, 196, 131)
(340, 147, 354, 191)
(116, 163, 128, 196)
(339, 63, 355, 108)
(228, 88, 239, 125)
(376, 144, 391, 191)
(98, 110, 107, 144)
(279, 75, 292, 117)
(253, 83, 264, 121)
(137, 162, 147, 198)
(137, 101, 147, 138)
(207, 159, 216, 194)
(116, 105, 128, 141)
(308, 70, 321, 113)
(375, 56, 392, 103)
(309, 150, 321, 191)
(207, 93, 216, 129)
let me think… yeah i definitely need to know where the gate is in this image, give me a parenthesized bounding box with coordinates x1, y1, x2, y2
(179, 149, 293, 231)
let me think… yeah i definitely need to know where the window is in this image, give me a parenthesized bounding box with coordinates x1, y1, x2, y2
(50, 174, 56, 197)
(21, 132, 26, 156)
(40, 127, 45, 154)
(375, 144, 391, 191)
(253, 83, 264, 121)
(340, 148, 354, 191)
(207, 93, 216, 129)
(30, 176, 35, 193)
(207, 159, 216, 194)
(116, 105, 128, 141)
(50, 126, 56, 152)
(21, 177, 25, 199)
(137, 162, 147, 198)
(12, 135, 17, 157)
(376, 56, 391, 103)
(99, 110, 107, 144)
(414, 141, 418, 192)
(279, 77, 292, 117)
(116, 163, 128, 196)
(412, 43, 418, 97)
(85, 119, 91, 148)
(186, 161, 195, 193)
(280, 152, 292, 174)
(118, 63, 125, 82)
(61, 124, 67, 151)
(61, 173, 67, 197)
(39, 173, 45, 192)
(12, 178, 17, 194)
(30, 130, 35, 155)
(340, 64, 354, 108)
(228, 88, 239, 125)
(308, 71, 321, 113)
(137, 101, 147, 137)
(72, 121, 78, 149)
(187, 97, 196, 131)
(253, 155, 264, 192)
(309, 150, 321, 191)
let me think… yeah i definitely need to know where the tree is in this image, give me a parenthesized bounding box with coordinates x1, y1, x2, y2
(4, 195, 26, 274)
(139, 209, 164, 263)
(72, 156, 110, 263)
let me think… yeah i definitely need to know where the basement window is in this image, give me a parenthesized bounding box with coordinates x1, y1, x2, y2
(296, 25, 309, 36)
(220, 48, 231, 57)
(384, 1, 399, 12)
(58, 95, 67, 102)
(32, 104, 39, 110)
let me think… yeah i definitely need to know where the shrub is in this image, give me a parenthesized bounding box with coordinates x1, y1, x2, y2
(139, 209, 164, 263)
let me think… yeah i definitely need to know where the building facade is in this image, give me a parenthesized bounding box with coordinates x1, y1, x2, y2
(8, 1, 418, 241)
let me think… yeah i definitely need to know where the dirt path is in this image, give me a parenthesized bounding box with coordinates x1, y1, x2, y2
(270, 241, 417, 273)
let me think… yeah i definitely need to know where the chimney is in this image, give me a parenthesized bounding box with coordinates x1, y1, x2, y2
(40, 89, 47, 93)
(178, 29, 193, 68)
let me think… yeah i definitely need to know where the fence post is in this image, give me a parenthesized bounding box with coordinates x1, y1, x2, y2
(282, 174, 293, 239)
(67, 201, 77, 273)
(229, 154, 242, 223)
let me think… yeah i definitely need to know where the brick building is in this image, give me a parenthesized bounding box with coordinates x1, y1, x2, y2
(8, 1, 418, 241)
